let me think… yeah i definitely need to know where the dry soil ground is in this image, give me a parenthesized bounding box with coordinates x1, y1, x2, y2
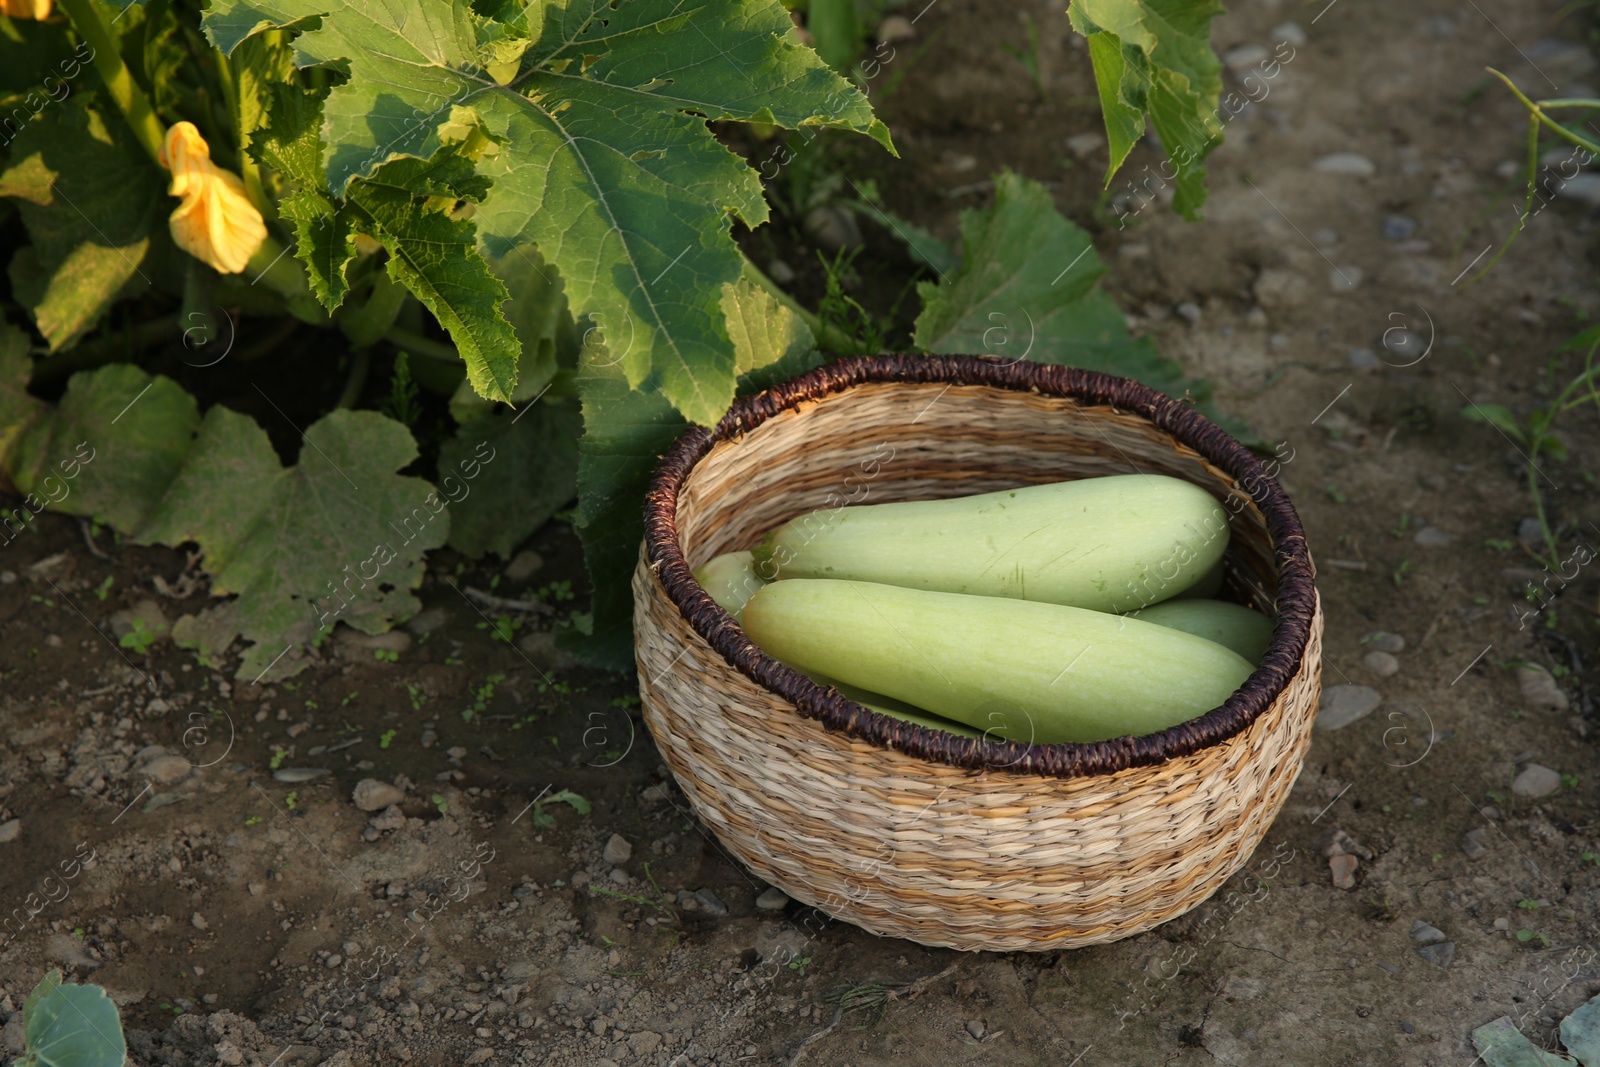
(3, 0, 1600, 1065)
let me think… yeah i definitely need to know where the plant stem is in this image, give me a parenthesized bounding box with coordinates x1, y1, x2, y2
(339, 274, 409, 349)
(384, 325, 462, 363)
(1487, 68, 1600, 154)
(31, 315, 180, 386)
(58, 0, 167, 167)
(740, 255, 862, 355)
(335, 349, 371, 409)
(247, 238, 325, 324)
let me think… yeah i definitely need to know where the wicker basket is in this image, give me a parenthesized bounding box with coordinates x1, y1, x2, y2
(633, 355, 1321, 951)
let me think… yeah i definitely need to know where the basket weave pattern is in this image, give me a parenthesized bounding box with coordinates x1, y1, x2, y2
(634, 358, 1322, 950)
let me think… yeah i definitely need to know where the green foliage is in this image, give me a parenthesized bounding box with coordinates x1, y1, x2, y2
(0, 102, 164, 351)
(204, 0, 891, 423)
(1068, 0, 1226, 219)
(20, 970, 127, 1067)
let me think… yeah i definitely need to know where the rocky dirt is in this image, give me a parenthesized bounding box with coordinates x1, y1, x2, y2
(4, 0, 1600, 1064)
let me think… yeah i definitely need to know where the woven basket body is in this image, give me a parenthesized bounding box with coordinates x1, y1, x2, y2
(634, 357, 1321, 951)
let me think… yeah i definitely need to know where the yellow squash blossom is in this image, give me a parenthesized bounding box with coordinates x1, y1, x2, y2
(0, 0, 52, 19)
(159, 121, 266, 274)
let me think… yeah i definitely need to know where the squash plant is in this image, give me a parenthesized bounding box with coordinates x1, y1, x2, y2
(0, 0, 1229, 676)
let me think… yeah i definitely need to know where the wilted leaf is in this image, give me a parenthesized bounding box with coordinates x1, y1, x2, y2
(1561, 992, 1600, 1067)
(1472, 1016, 1579, 1067)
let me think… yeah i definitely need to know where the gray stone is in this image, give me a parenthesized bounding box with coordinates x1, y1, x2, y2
(0, 819, 18, 844)
(1272, 21, 1307, 46)
(1, 1015, 23, 1054)
(766, 259, 796, 285)
(273, 767, 329, 783)
(1413, 526, 1454, 547)
(1254, 269, 1308, 310)
(608, 867, 629, 884)
(1416, 942, 1455, 968)
(1512, 764, 1563, 799)
(1175, 301, 1202, 325)
(1382, 215, 1418, 241)
(142, 753, 193, 785)
(1460, 827, 1488, 860)
(1315, 686, 1383, 731)
(755, 887, 791, 911)
(1518, 517, 1545, 543)
(1410, 920, 1446, 944)
(694, 888, 729, 916)
(1314, 152, 1376, 177)
(803, 204, 863, 253)
(1222, 44, 1270, 73)
(628, 1032, 663, 1057)
(367, 805, 406, 834)
(352, 779, 405, 812)
(1363, 631, 1405, 653)
(1362, 651, 1400, 677)
(505, 550, 545, 582)
(876, 14, 915, 43)
(1516, 665, 1570, 711)
(108, 599, 171, 642)
(1329, 853, 1358, 890)
(517, 630, 578, 671)
(1330, 265, 1364, 292)
(603, 834, 633, 866)
(405, 607, 450, 635)
(965, 1019, 986, 1040)
(1348, 347, 1379, 369)
(1066, 132, 1106, 159)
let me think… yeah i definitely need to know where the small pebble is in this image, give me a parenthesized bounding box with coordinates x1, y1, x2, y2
(419, 730, 438, 749)
(272, 767, 329, 783)
(965, 1019, 986, 1040)
(1511, 764, 1563, 798)
(405, 607, 450, 635)
(1381, 329, 1425, 364)
(1315, 685, 1383, 731)
(1175, 301, 1202, 325)
(192, 913, 208, 931)
(1515, 665, 1570, 711)
(755, 887, 791, 911)
(1410, 920, 1446, 944)
(1066, 132, 1106, 158)
(1329, 854, 1358, 890)
(352, 779, 405, 812)
(0, 819, 19, 844)
(1363, 631, 1405, 653)
(1413, 526, 1453, 547)
(1416, 942, 1455, 968)
(1314, 152, 1376, 177)
(1272, 21, 1307, 45)
(766, 259, 796, 285)
(1362, 651, 1399, 677)
(1222, 44, 1269, 72)
(1401, 1022, 1416, 1035)
(1347, 347, 1379, 369)
(608, 868, 629, 885)
(876, 14, 915, 42)
(504, 550, 545, 582)
(803, 204, 863, 253)
(1382, 215, 1418, 240)
(1517, 517, 1544, 543)
(1460, 827, 1488, 860)
(1331, 266, 1363, 291)
(603, 834, 634, 866)
(143, 754, 194, 785)
(694, 888, 729, 916)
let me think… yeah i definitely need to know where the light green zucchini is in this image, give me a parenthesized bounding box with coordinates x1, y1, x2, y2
(692, 550, 767, 621)
(756, 474, 1228, 613)
(743, 579, 1254, 744)
(804, 672, 984, 739)
(1126, 599, 1274, 663)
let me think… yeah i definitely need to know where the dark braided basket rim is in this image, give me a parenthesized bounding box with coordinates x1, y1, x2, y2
(642, 354, 1315, 780)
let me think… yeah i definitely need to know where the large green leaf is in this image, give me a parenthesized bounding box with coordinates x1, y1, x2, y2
(1471, 1017, 1579, 1067)
(0, 321, 43, 465)
(569, 277, 820, 668)
(22, 972, 126, 1067)
(6, 364, 200, 533)
(441, 400, 581, 559)
(1068, 0, 1225, 220)
(256, 85, 357, 311)
(138, 406, 449, 679)
(202, 0, 890, 424)
(0, 103, 165, 351)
